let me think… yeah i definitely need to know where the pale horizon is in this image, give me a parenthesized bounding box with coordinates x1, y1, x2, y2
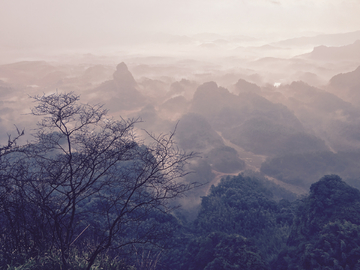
(1, 0, 360, 55)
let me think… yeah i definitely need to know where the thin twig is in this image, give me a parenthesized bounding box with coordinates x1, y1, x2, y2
(70, 224, 90, 246)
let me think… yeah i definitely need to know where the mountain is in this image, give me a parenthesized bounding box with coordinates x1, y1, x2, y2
(263, 80, 360, 152)
(89, 62, 145, 112)
(0, 61, 60, 86)
(190, 81, 328, 156)
(175, 112, 225, 152)
(299, 40, 360, 61)
(274, 175, 360, 269)
(287, 81, 351, 112)
(328, 65, 360, 105)
(112, 62, 138, 88)
(272, 30, 360, 48)
(192, 174, 296, 266)
(233, 78, 261, 94)
(329, 65, 360, 91)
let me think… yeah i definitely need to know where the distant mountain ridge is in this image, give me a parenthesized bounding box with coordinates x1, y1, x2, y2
(272, 30, 360, 48)
(298, 40, 360, 61)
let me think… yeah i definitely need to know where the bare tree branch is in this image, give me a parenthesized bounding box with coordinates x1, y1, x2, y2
(0, 92, 198, 270)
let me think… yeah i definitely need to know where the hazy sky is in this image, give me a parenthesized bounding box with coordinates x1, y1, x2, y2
(1, 0, 360, 49)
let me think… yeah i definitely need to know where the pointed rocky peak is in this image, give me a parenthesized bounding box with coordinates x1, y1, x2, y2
(113, 62, 137, 88)
(115, 62, 128, 72)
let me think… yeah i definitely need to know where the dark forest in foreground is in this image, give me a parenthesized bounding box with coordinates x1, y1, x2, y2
(1, 92, 360, 270)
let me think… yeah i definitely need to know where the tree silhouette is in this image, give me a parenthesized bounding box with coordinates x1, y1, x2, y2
(0, 92, 197, 269)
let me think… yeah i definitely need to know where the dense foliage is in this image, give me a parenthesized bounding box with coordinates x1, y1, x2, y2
(159, 174, 360, 270)
(193, 174, 296, 264)
(182, 232, 267, 270)
(2, 93, 360, 270)
(3, 153, 360, 270)
(274, 175, 360, 269)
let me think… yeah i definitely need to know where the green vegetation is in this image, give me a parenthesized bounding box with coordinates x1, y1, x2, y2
(193, 174, 296, 264)
(274, 175, 360, 269)
(182, 232, 267, 270)
(3, 92, 360, 270)
(3, 149, 360, 270)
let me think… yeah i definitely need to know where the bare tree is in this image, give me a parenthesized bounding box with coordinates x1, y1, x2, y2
(0, 92, 197, 269)
(0, 125, 24, 157)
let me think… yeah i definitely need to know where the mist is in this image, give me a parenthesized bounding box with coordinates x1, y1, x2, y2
(2, 1, 360, 268)
(2, 0, 360, 187)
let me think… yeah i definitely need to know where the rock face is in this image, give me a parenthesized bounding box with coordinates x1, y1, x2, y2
(113, 62, 137, 89)
(90, 62, 145, 111)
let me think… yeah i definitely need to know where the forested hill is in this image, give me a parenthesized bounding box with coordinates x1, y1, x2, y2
(146, 173, 360, 270)
(274, 175, 360, 269)
(2, 111, 360, 269)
